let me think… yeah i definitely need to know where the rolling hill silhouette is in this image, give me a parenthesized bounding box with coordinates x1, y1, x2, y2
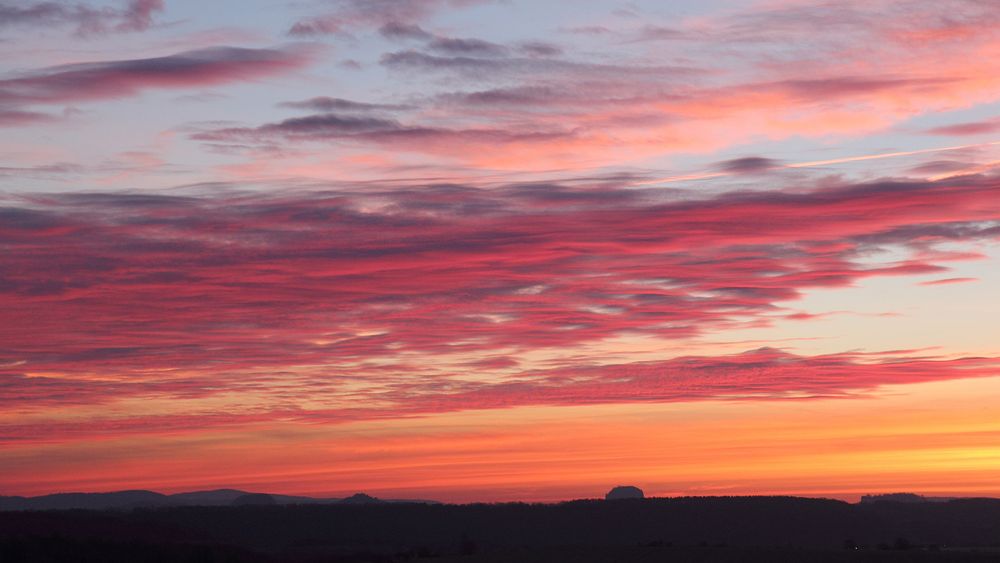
(0, 489, 437, 511)
(2, 494, 1000, 562)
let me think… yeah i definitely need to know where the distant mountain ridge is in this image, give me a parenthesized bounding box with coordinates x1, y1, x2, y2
(3, 489, 991, 512)
(0, 489, 438, 511)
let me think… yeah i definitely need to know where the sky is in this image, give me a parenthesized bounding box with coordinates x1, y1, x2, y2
(0, 0, 998, 503)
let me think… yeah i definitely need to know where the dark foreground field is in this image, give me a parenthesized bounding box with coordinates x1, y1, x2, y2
(2, 496, 1000, 562)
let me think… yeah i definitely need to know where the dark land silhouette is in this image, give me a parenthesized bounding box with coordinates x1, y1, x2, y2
(0, 489, 436, 511)
(2, 492, 1000, 562)
(605, 485, 645, 500)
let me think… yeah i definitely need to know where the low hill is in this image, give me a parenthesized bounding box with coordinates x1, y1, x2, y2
(0, 490, 167, 511)
(0, 490, 436, 510)
(1, 496, 999, 562)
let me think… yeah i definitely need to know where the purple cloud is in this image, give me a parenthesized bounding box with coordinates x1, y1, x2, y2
(278, 96, 413, 113)
(926, 119, 1000, 136)
(0, 46, 314, 126)
(0, 0, 163, 36)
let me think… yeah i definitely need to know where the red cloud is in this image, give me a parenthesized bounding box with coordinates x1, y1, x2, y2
(0, 172, 998, 444)
(3, 349, 998, 445)
(3, 175, 996, 367)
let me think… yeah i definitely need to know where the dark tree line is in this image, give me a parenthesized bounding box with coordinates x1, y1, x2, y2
(2, 497, 1000, 562)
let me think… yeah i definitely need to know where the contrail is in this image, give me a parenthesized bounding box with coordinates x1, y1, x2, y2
(635, 140, 1000, 186)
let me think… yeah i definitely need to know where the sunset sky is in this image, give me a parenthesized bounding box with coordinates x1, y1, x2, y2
(1, 0, 999, 503)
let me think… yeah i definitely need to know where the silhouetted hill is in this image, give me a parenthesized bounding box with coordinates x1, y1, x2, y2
(2, 496, 1000, 561)
(605, 485, 644, 500)
(861, 493, 956, 504)
(340, 492, 385, 504)
(0, 490, 167, 511)
(0, 489, 436, 510)
(169, 489, 335, 506)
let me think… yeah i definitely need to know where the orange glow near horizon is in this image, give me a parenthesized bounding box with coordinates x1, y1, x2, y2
(5, 376, 1000, 503)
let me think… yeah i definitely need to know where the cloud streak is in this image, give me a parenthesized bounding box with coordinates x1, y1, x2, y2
(927, 118, 1000, 136)
(1, 47, 313, 106)
(1, 172, 998, 442)
(4, 348, 999, 444)
(0, 0, 163, 36)
(288, 0, 490, 37)
(0, 46, 314, 128)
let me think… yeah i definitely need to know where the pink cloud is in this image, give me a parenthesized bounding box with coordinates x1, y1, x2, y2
(195, 45, 1000, 170)
(926, 119, 1000, 136)
(3, 348, 999, 444)
(267, 0, 1000, 170)
(2, 175, 996, 368)
(0, 172, 997, 444)
(918, 277, 978, 286)
(0, 109, 55, 127)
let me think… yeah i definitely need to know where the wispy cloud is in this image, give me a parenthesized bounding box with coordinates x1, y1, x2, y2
(4, 348, 999, 444)
(0, 0, 163, 36)
(288, 0, 491, 37)
(1, 171, 998, 442)
(926, 118, 1000, 136)
(1, 46, 314, 106)
(0, 46, 315, 129)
